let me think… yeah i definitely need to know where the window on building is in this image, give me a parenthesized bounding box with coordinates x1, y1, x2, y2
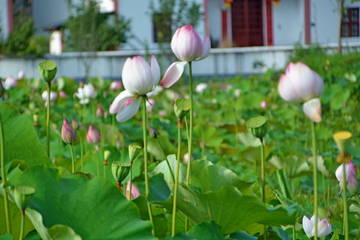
(342, 8, 359, 37)
(152, 13, 172, 43)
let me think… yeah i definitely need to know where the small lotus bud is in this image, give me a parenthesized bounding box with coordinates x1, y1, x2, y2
(61, 118, 77, 144)
(18, 70, 25, 79)
(14, 186, 35, 211)
(103, 90, 109, 98)
(327, 210, 331, 219)
(116, 140, 122, 150)
(53, 157, 57, 164)
(59, 91, 66, 98)
(159, 110, 166, 116)
(0, 81, 4, 98)
(333, 131, 352, 153)
(183, 153, 194, 164)
(126, 180, 141, 200)
(104, 150, 111, 160)
(344, 102, 347, 108)
(174, 99, 191, 119)
(72, 118, 80, 131)
(260, 100, 267, 109)
(146, 99, 156, 111)
(38, 61, 57, 83)
(104, 111, 109, 119)
(96, 104, 104, 118)
(246, 116, 268, 139)
(111, 161, 131, 182)
(79, 80, 84, 88)
(95, 145, 99, 152)
(86, 125, 101, 144)
(129, 145, 141, 160)
(149, 126, 157, 138)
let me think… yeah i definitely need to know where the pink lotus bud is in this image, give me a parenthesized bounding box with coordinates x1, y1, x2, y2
(72, 118, 80, 131)
(278, 62, 324, 103)
(171, 24, 210, 62)
(158, 110, 166, 116)
(61, 118, 77, 144)
(4, 76, 18, 90)
(96, 104, 104, 118)
(116, 140, 122, 150)
(87, 125, 101, 144)
(146, 99, 156, 111)
(336, 160, 360, 195)
(109, 81, 123, 91)
(17, 70, 25, 79)
(149, 126, 157, 138)
(126, 180, 141, 200)
(260, 100, 267, 109)
(183, 153, 194, 164)
(59, 91, 66, 98)
(103, 90, 108, 98)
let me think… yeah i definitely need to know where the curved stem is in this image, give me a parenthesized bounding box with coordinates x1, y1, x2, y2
(70, 144, 76, 173)
(342, 156, 349, 240)
(142, 97, 155, 235)
(78, 131, 84, 172)
(172, 118, 182, 236)
(311, 121, 318, 240)
(260, 138, 266, 240)
(0, 114, 11, 234)
(19, 210, 25, 240)
(155, 138, 175, 184)
(185, 61, 193, 232)
(46, 82, 51, 158)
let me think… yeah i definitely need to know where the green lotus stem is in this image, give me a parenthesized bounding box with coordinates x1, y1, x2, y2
(0, 114, 11, 234)
(322, 173, 326, 205)
(142, 97, 155, 235)
(260, 138, 266, 240)
(200, 125, 205, 158)
(91, 100, 96, 123)
(155, 138, 175, 184)
(234, 109, 239, 149)
(185, 61, 193, 232)
(70, 144, 76, 173)
(46, 82, 51, 158)
(172, 118, 182, 236)
(100, 121, 104, 147)
(104, 164, 107, 178)
(327, 180, 330, 206)
(96, 147, 100, 177)
(78, 131, 84, 172)
(184, 116, 189, 142)
(342, 155, 349, 240)
(112, 114, 116, 146)
(19, 210, 25, 240)
(129, 161, 133, 200)
(311, 121, 319, 240)
(292, 224, 295, 240)
(82, 101, 86, 123)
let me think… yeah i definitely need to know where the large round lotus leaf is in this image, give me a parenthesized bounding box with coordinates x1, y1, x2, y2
(8, 165, 155, 240)
(168, 221, 226, 240)
(0, 104, 51, 167)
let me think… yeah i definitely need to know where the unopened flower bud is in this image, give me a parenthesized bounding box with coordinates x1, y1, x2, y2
(333, 131, 352, 153)
(72, 118, 80, 130)
(111, 161, 131, 183)
(183, 153, 194, 164)
(129, 145, 141, 161)
(61, 118, 77, 144)
(59, 91, 66, 98)
(149, 126, 157, 138)
(103, 90, 109, 98)
(18, 70, 25, 79)
(14, 186, 35, 211)
(33, 114, 39, 127)
(116, 140, 122, 150)
(173, 91, 183, 101)
(246, 116, 268, 139)
(104, 150, 111, 161)
(96, 104, 104, 118)
(38, 61, 57, 83)
(126, 180, 141, 200)
(86, 125, 101, 144)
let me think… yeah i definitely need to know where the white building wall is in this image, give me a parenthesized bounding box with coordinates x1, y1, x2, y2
(119, 0, 205, 51)
(208, 0, 223, 48)
(273, 0, 303, 46)
(0, 0, 9, 39)
(311, 0, 360, 45)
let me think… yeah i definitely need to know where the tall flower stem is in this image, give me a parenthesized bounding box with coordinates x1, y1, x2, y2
(342, 156, 349, 240)
(19, 210, 25, 240)
(260, 138, 267, 240)
(185, 61, 193, 232)
(46, 82, 51, 158)
(0, 114, 11, 234)
(129, 160, 133, 200)
(155, 138, 175, 184)
(233, 109, 239, 149)
(172, 118, 182, 236)
(311, 121, 319, 240)
(96, 147, 100, 177)
(82, 102, 86, 123)
(78, 131, 84, 172)
(142, 97, 155, 235)
(100, 120, 104, 147)
(70, 144, 76, 173)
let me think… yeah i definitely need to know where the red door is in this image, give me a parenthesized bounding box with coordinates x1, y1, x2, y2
(231, 0, 263, 47)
